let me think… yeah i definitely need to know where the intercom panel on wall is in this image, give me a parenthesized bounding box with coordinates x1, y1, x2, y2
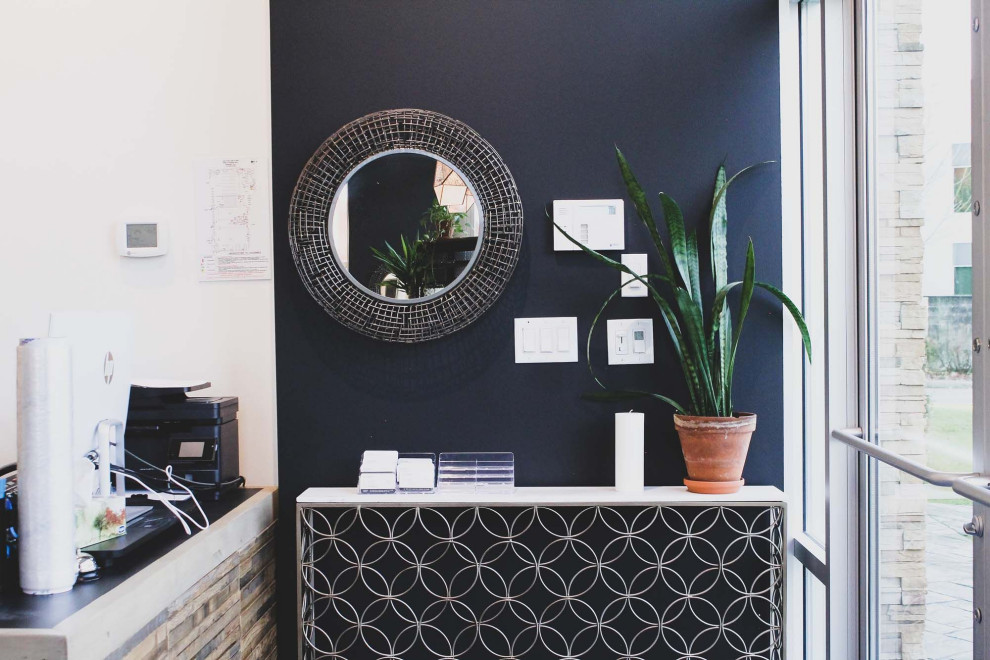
(552, 199, 625, 251)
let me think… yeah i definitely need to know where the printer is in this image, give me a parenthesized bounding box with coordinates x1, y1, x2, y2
(124, 382, 241, 499)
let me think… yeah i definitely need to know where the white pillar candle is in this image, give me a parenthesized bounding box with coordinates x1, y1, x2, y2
(615, 411, 645, 492)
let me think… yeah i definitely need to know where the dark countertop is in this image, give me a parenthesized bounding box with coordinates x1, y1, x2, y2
(0, 488, 259, 630)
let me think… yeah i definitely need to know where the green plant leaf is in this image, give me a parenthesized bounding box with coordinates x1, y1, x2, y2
(556, 209, 693, 407)
(369, 230, 438, 298)
(706, 280, 741, 416)
(685, 229, 702, 307)
(651, 288, 703, 414)
(582, 389, 687, 414)
(658, 192, 693, 294)
(615, 147, 675, 280)
(550, 211, 675, 287)
(726, 239, 756, 413)
(673, 287, 716, 414)
(584, 275, 702, 414)
(709, 164, 733, 414)
(711, 164, 728, 287)
(707, 282, 742, 353)
(708, 161, 775, 233)
(755, 281, 813, 363)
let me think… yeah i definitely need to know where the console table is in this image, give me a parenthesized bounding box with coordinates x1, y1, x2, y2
(297, 486, 785, 660)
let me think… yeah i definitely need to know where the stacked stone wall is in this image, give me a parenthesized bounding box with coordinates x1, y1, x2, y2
(875, 0, 928, 658)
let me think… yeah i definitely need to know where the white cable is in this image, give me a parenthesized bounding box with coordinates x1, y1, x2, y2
(111, 469, 209, 535)
(124, 448, 243, 489)
(164, 465, 209, 532)
(112, 469, 191, 534)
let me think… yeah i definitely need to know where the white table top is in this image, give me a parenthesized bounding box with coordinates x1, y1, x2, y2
(297, 485, 785, 506)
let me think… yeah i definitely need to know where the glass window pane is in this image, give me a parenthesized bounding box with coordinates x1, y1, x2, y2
(870, 0, 974, 658)
(800, 0, 827, 545)
(954, 266, 972, 295)
(954, 167, 972, 213)
(805, 570, 827, 660)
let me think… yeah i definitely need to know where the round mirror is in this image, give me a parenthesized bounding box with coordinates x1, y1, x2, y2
(329, 151, 483, 302)
(289, 109, 523, 343)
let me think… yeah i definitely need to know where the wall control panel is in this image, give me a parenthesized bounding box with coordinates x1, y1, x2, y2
(118, 220, 168, 257)
(514, 317, 579, 363)
(607, 318, 654, 365)
(552, 199, 625, 251)
(620, 253, 649, 297)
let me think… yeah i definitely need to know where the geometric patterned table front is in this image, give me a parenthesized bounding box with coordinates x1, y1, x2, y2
(298, 504, 784, 660)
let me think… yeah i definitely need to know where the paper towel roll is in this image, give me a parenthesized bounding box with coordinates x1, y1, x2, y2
(17, 337, 78, 595)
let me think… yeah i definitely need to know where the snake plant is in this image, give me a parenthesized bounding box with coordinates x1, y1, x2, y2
(554, 148, 812, 417)
(369, 232, 435, 299)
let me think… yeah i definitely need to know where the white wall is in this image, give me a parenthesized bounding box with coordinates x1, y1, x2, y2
(0, 1, 277, 486)
(921, 0, 972, 297)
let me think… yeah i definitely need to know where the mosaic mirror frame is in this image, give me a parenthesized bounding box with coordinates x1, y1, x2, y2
(288, 109, 523, 342)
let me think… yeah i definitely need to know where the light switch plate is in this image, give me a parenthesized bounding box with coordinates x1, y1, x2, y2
(514, 317, 579, 363)
(552, 200, 625, 251)
(607, 318, 654, 365)
(621, 253, 649, 297)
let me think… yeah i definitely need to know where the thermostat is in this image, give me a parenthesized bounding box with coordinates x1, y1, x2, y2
(118, 220, 167, 257)
(553, 199, 625, 251)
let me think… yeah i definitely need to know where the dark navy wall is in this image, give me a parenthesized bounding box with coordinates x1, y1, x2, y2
(271, 1, 783, 655)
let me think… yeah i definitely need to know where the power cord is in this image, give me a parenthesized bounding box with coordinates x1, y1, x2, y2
(110, 467, 209, 535)
(124, 449, 245, 490)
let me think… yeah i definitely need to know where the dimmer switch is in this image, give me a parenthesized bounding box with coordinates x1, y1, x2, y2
(621, 254, 649, 297)
(607, 319, 654, 365)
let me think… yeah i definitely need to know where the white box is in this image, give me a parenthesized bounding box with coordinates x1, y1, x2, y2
(552, 199, 625, 251)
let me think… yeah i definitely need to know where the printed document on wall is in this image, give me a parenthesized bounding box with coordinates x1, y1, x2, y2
(195, 158, 272, 281)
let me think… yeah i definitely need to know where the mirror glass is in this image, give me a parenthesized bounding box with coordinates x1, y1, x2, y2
(329, 151, 483, 301)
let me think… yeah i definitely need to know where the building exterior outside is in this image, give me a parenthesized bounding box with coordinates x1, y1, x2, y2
(877, 0, 973, 658)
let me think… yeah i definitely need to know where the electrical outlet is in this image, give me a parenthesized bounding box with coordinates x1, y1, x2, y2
(607, 319, 654, 365)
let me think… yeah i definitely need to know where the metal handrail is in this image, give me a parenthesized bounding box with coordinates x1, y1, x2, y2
(831, 427, 990, 507)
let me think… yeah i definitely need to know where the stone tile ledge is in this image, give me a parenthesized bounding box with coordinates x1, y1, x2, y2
(0, 487, 277, 660)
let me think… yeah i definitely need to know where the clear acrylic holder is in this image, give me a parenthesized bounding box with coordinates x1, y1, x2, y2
(397, 452, 436, 494)
(437, 452, 514, 493)
(358, 450, 396, 494)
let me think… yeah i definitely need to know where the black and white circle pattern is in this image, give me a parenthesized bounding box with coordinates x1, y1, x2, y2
(300, 505, 783, 659)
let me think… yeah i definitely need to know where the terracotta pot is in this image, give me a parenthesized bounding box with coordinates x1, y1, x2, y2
(673, 413, 757, 494)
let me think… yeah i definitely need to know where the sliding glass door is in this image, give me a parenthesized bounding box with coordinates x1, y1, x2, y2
(868, 1, 976, 658)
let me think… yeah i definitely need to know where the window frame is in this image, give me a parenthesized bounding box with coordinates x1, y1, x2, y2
(783, 0, 865, 657)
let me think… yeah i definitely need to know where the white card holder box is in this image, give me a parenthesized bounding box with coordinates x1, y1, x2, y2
(358, 450, 398, 494)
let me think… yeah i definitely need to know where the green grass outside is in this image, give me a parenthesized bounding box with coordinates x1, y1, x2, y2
(926, 403, 973, 473)
(926, 398, 972, 505)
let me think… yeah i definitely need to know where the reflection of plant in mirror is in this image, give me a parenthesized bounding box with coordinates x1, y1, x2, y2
(370, 200, 469, 299)
(554, 147, 812, 416)
(422, 199, 467, 240)
(369, 232, 436, 299)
